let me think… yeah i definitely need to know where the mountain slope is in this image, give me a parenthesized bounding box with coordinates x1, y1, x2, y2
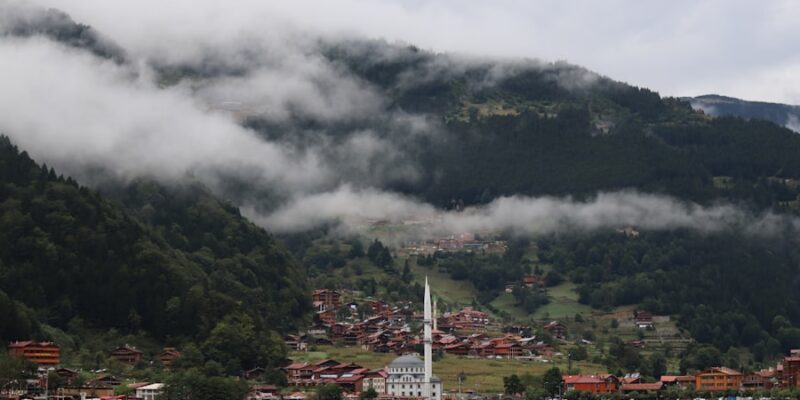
(0, 136, 308, 372)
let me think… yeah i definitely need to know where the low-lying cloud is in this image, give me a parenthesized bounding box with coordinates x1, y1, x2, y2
(252, 187, 799, 238)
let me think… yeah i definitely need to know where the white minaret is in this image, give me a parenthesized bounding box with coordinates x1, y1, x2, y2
(433, 296, 438, 331)
(423, 277, 433, 399)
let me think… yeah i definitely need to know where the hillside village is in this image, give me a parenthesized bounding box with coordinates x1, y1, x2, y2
(4, 282, 800, 400)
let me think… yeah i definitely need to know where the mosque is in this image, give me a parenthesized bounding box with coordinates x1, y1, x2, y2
(385, 278, 442, 400)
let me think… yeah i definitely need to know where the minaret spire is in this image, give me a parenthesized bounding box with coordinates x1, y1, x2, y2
(423, 276, 432, 399)
(433, 296, 438, 331)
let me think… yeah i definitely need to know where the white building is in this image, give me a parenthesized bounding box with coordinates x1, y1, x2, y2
(135, 383, 164, 400)
(386, 355, 441, 400)
(386, 278, 442, 400)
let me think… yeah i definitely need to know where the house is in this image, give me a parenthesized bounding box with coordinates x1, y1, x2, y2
(443, 342, 470, 357)
(285, 335, 307, 352)
(743, 369, 776, 390)
(55, 368, 80, 385)
(543, 321, 567, 339)
(494, 343, 525, 359)
(246, 384, 280, 400)
(563, 374, 619, 393)
(60, 386, 115, 398)
(245, 367, 266, 380)
(159, 347, 181, 368)
(109, 345, 144, 364)
(694, 367, 743, 392)
(363, 369, 387, 394)
(617, 226, 640, 238)
(284, 362, 316, 385)
(336, 374, 365, 393)
(660, 375, 694, 389)
(7, 341, 60, 366)
(446, 308, 490, 329)
(135, 383, 164, 400)
(313, 289, 342, 311)
(522, 275, 544, 288)
(633, 310, 654, 329)
(782, 350, 800, 388)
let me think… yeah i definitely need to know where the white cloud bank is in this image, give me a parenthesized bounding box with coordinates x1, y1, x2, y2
(2, 1, 798, 239)
(39, 0, 800, 105)
(254, 187, 798, 237)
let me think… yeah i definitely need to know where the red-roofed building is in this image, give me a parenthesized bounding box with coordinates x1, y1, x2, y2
(522, 275, 544, 287)
(284, 362, 316, 385)
(782, 352, 800, 388)
(443, 342, 470, 356)
(660, 375, 694, 389)
(563, 375, 619, 393)
(494, 343, 525, 359)
(8, 341, 60, 366)
(336, 374, 365, 392)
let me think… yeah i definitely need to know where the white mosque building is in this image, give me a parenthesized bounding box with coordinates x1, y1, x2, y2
(386, 278, 442, 400)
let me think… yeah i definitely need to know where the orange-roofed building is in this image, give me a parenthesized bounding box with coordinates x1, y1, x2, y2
(8, 341, 60, 366)
(694, 367, 743, 392)
(563, 374, 619, 393)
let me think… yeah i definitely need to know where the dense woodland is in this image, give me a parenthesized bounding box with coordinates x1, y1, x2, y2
(0, 136, 308, 379)
(539, 230, 800, 359)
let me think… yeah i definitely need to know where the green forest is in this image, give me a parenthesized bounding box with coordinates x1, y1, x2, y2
(0, 136, 308, 380)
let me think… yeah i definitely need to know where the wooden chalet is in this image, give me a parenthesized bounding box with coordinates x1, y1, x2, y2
(694, 367, 743, 392)
(543, 321, 567, 339)
(159, 347, 181, 368)
(109, 345, 144, 364)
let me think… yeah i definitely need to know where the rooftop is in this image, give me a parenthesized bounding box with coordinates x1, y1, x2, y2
(388, 355, 423, 369)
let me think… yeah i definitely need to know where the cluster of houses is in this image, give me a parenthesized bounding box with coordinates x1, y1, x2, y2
(3, 341, 181, 400)
(7, 341, 182, 369)
(282, 359, 386, 392)
(308, 289, 565, 361)
(401, 233, 507, 256)
(563, 349, 800, 395)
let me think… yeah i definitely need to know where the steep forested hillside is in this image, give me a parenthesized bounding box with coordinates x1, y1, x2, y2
(0, 136, 308, 374)
(233, 42, 800, 209)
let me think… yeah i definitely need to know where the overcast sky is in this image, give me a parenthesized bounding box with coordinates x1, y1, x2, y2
(39, 0, 800, 105)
